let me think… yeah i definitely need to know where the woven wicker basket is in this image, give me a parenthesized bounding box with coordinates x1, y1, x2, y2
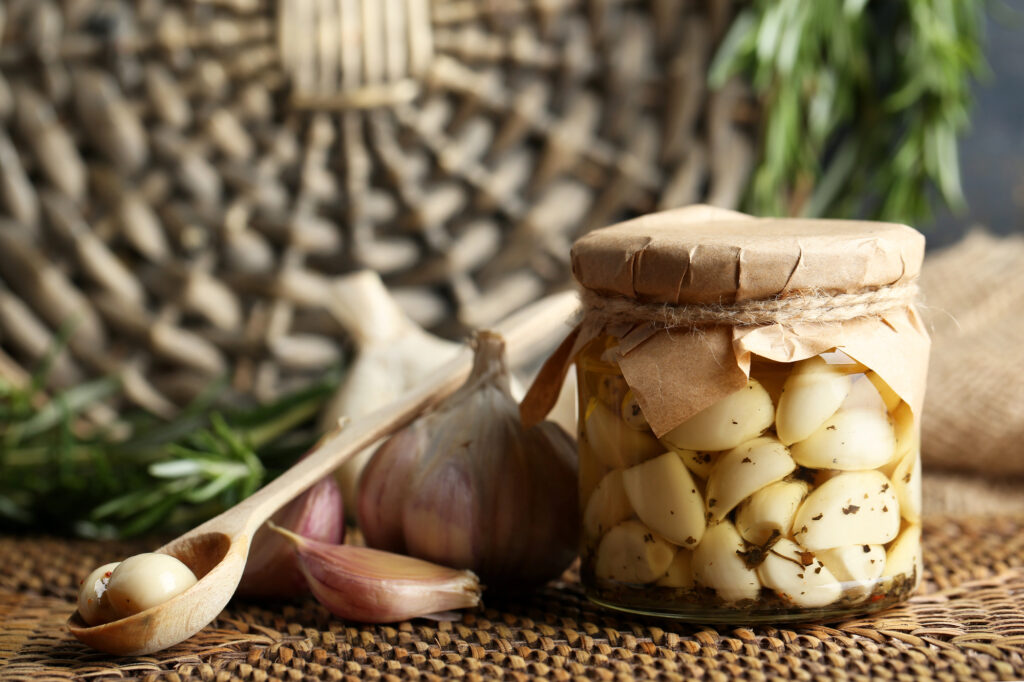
(0, 0, 754, 415)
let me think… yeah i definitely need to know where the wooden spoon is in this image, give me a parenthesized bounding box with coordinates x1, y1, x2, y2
(68, 292, 579, 655)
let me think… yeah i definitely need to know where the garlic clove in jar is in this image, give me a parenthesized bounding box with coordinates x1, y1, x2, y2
(757, 538, 842, 608)
(578, 437, 611, 510)
(583, 469, 634, 541)
(77, 562, 121, 626)
(775, 357, 852, 445)
(891, 402, 916, 460)
(882, 524, 922, 579)
(816, 544, 885, 602)
(619, 390, 649, 430)
(704, 436, 796, 522)
(584, 398, 663, 469)
(595, 372, 628, 409)
(866, 371, 901, 411)
(890, 448, 922, 523)
(621, 451, 705, 548)
(792, 471, 901, 550)
(661, 378, 774, 452)
(692, 520, 761, 603)
(662, 445, 718, 480)
(841, 376, 889, 413)
(594, 520, 676, 584)
(105, 553, 197, 617)
(789, 408, 896, 471)
(656, 550, 694, 588)
(735, 479, 809, 545)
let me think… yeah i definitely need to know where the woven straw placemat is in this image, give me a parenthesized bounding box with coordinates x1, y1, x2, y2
(1, 514, 1022, 681)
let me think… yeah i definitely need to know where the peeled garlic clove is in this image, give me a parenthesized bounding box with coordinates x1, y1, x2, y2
(757, 538, 842, 608)
(659, 376, 770, 450)
(620, 389, 649, 430)
(705, 436, 796, 522)
(841, 376, 889, 413)
(867, 371, 901, 411)
(270, 524, 481, 623)
(662, 379, 774, 452)
(584, 398, 663, 469)
(578, 438, 611, 510)
(657, 550, 694, 588)
(662, 445, 718, 480)
(583, 469, 634, 541)
(621, 452, 705, 548)
(792, 470, 901, 550)
(775, 357, 852, 445)
(891, 402, 916, 459)
(594, 520, 676, 584)
(596, 372, 628, 409)
(891, 449, 922, 523)
(882, 524, 922, 579)
(816, 544, 885, 601)
(105, 553, 197, 617)
(692, 521, 760, 603)
(239, 474, 344, 597)
(790, 408, 896, 470)
(735, 479, 809, 545)
(77, 562, 121, 626)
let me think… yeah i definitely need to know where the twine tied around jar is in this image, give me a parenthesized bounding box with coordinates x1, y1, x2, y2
(580, 281, 920, 329)
(278, 0, 434, 109)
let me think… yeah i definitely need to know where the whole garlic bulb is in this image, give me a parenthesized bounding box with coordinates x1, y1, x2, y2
(359, 331, 579, 589)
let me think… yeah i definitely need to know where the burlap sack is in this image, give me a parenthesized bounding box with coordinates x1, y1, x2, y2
(918, 230, 1024, 511)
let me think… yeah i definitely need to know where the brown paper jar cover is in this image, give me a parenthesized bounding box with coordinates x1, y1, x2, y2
(521, 205, 930, 439)
(570, 205, 925, 304)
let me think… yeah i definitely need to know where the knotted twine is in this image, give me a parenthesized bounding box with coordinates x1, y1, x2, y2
(581, 281, 920, 329)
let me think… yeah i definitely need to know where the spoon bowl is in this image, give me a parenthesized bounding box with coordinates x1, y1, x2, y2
(66, 292, 580, 656)
(68, 533, 243, 655)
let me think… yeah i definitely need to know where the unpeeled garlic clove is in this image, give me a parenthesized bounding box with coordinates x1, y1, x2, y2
(775, 357, 852, 445)
(790, 408, 896, 470)
(735, 479, 808, 545)
(757, 538, 842, 608)
(692, 520, 761, 603)
(594, 520, 676, 584)
(239, 474, 344, 597)
(622, 451, 705, 548)
(662, 378, 774, 452)
(269, 524, 481, 623)
(792, 470, 901, 550)
(583, 469, 634, 541)
(705, 436, 795, 522)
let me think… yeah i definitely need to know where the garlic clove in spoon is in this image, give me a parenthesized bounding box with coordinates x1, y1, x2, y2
(268, 523, 481, 623)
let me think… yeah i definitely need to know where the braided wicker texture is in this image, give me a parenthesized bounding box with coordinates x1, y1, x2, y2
(1, 514, 1022, 680)
(0, 0, 753, 415)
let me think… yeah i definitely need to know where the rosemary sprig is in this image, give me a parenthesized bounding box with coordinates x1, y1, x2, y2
(0, 359, 338, 539)
(711, 0, 986, 223)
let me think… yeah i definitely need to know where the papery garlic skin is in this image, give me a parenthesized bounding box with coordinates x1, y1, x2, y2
(270, 524, 481, 623)
(321, 271, 462, 516)
(238, 474, 344, 597)
(360, 331, 579, 589)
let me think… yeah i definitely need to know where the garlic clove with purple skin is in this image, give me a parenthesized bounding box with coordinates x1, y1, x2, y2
(268, 523, 481, 623)
(238, 474, 344, 597)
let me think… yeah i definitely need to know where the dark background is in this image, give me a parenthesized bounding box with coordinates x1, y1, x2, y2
(925, 7, 1024, 249)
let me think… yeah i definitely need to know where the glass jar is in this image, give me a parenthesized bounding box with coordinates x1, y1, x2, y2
(521, 205, 930, 622)
(576, 336, 922, 622)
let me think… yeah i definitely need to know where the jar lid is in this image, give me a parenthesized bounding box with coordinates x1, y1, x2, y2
(571, 206, 925, 304)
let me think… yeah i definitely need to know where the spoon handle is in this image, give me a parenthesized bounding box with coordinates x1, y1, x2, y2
(165, 291, 580, 544)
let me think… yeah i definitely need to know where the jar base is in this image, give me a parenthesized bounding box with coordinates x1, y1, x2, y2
(584, 572, 918, 624)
